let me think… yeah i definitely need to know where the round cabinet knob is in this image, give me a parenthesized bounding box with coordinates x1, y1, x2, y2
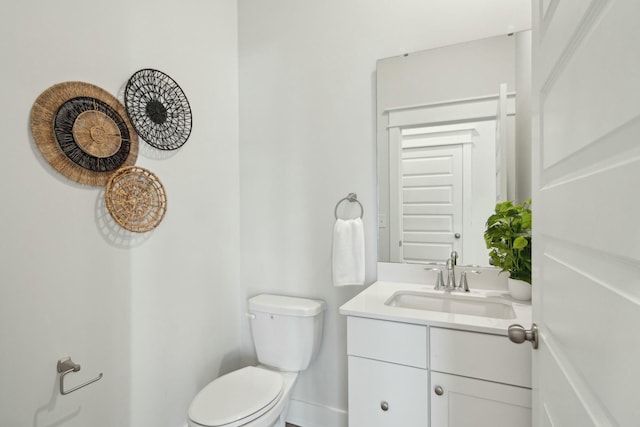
(434, 385, 444, 396)
(454, 233, 461, 238)
(380, 401, 389, 411)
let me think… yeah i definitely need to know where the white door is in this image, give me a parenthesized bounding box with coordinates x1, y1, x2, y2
(531, 0, 640, 425)
(400, 144, 463, 264)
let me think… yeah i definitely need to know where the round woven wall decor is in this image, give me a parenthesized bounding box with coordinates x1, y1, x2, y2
(105, 166, 167, 233)
(124, 69, 192, 151)
(31, 82, 139, 186)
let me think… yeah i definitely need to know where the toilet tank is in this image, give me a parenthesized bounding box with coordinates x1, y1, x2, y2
(248, 294, 326, 372)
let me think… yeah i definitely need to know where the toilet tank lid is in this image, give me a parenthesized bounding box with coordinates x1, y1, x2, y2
(249, 294, 327, 317)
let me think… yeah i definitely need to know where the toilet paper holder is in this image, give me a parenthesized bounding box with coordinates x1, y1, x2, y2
(57, 357, 103, 395)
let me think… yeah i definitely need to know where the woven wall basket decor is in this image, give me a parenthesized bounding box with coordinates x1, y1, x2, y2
(30, 82, 139, 186)
(105, 166, 167, 233)
(124, 68, 192, 151)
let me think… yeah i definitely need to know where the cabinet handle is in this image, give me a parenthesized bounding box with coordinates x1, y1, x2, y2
(434, 385, 444, 396)
(380, 401, 389, 411)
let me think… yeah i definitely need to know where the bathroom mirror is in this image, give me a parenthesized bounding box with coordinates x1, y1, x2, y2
(377, 31, 532, 266)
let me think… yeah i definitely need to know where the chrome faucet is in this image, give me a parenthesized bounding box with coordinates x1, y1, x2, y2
(426, 251, 460, 291)
(428, 251, 481, 292)
(445, 251, 458, 291)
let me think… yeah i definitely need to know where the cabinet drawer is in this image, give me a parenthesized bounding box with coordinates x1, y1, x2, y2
(430, 327, 531, 388)
(347, 316, 427, 368)
(348, 356, 428, 427)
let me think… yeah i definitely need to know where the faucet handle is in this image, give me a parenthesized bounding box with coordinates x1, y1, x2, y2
(426, 267, 445, 290)
(435, 270, 444, 290)
(459, 270, 481, 292)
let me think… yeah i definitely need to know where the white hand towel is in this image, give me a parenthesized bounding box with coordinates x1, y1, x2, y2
(332, 218, 365, 286)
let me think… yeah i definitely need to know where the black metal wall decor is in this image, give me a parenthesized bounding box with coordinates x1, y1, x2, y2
(124, 68, 192, 151)
(31, 82, 139, 186)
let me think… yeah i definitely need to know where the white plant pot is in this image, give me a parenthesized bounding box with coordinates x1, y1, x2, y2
(508, 278, 531, 301)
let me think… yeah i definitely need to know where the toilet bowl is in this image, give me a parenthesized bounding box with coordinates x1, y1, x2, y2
(188, 294, 326, 427)
(188, 366, 298, 427)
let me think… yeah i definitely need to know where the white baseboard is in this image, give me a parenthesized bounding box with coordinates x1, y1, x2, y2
(286, 398, 347, 427)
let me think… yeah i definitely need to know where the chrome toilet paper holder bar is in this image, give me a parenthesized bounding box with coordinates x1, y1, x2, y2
(57, 357, 103, 395)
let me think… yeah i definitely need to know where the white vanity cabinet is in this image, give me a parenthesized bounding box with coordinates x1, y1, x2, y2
(346, 317, 532, 427)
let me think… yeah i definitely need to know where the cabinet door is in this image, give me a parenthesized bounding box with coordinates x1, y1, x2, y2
(348, 356, 428, 427)
(431, 372, 531, 427)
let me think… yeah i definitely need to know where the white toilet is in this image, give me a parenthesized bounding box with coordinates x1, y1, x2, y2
(188, 294, 326, 427)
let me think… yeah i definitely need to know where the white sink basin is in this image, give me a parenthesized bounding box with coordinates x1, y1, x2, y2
(385, 291, 516, 319)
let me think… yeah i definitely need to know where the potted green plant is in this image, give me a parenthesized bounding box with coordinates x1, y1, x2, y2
(484, 199, 532, 300)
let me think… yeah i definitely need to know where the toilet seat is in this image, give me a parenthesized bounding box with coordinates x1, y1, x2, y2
(188, 366, 284, 427)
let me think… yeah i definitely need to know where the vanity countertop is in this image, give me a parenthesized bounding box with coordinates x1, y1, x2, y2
(339, 281, 532, 335)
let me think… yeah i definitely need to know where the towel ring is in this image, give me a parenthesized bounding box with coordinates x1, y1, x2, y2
(334, 193, 364, 219)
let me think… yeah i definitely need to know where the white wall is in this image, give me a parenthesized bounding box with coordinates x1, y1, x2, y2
(238, 0, 530, 425)
(0, 1, 240, 427)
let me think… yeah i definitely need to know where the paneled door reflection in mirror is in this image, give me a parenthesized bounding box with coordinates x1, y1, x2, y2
(391, 121, 498, 265)
(377, 32, 532, 266)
